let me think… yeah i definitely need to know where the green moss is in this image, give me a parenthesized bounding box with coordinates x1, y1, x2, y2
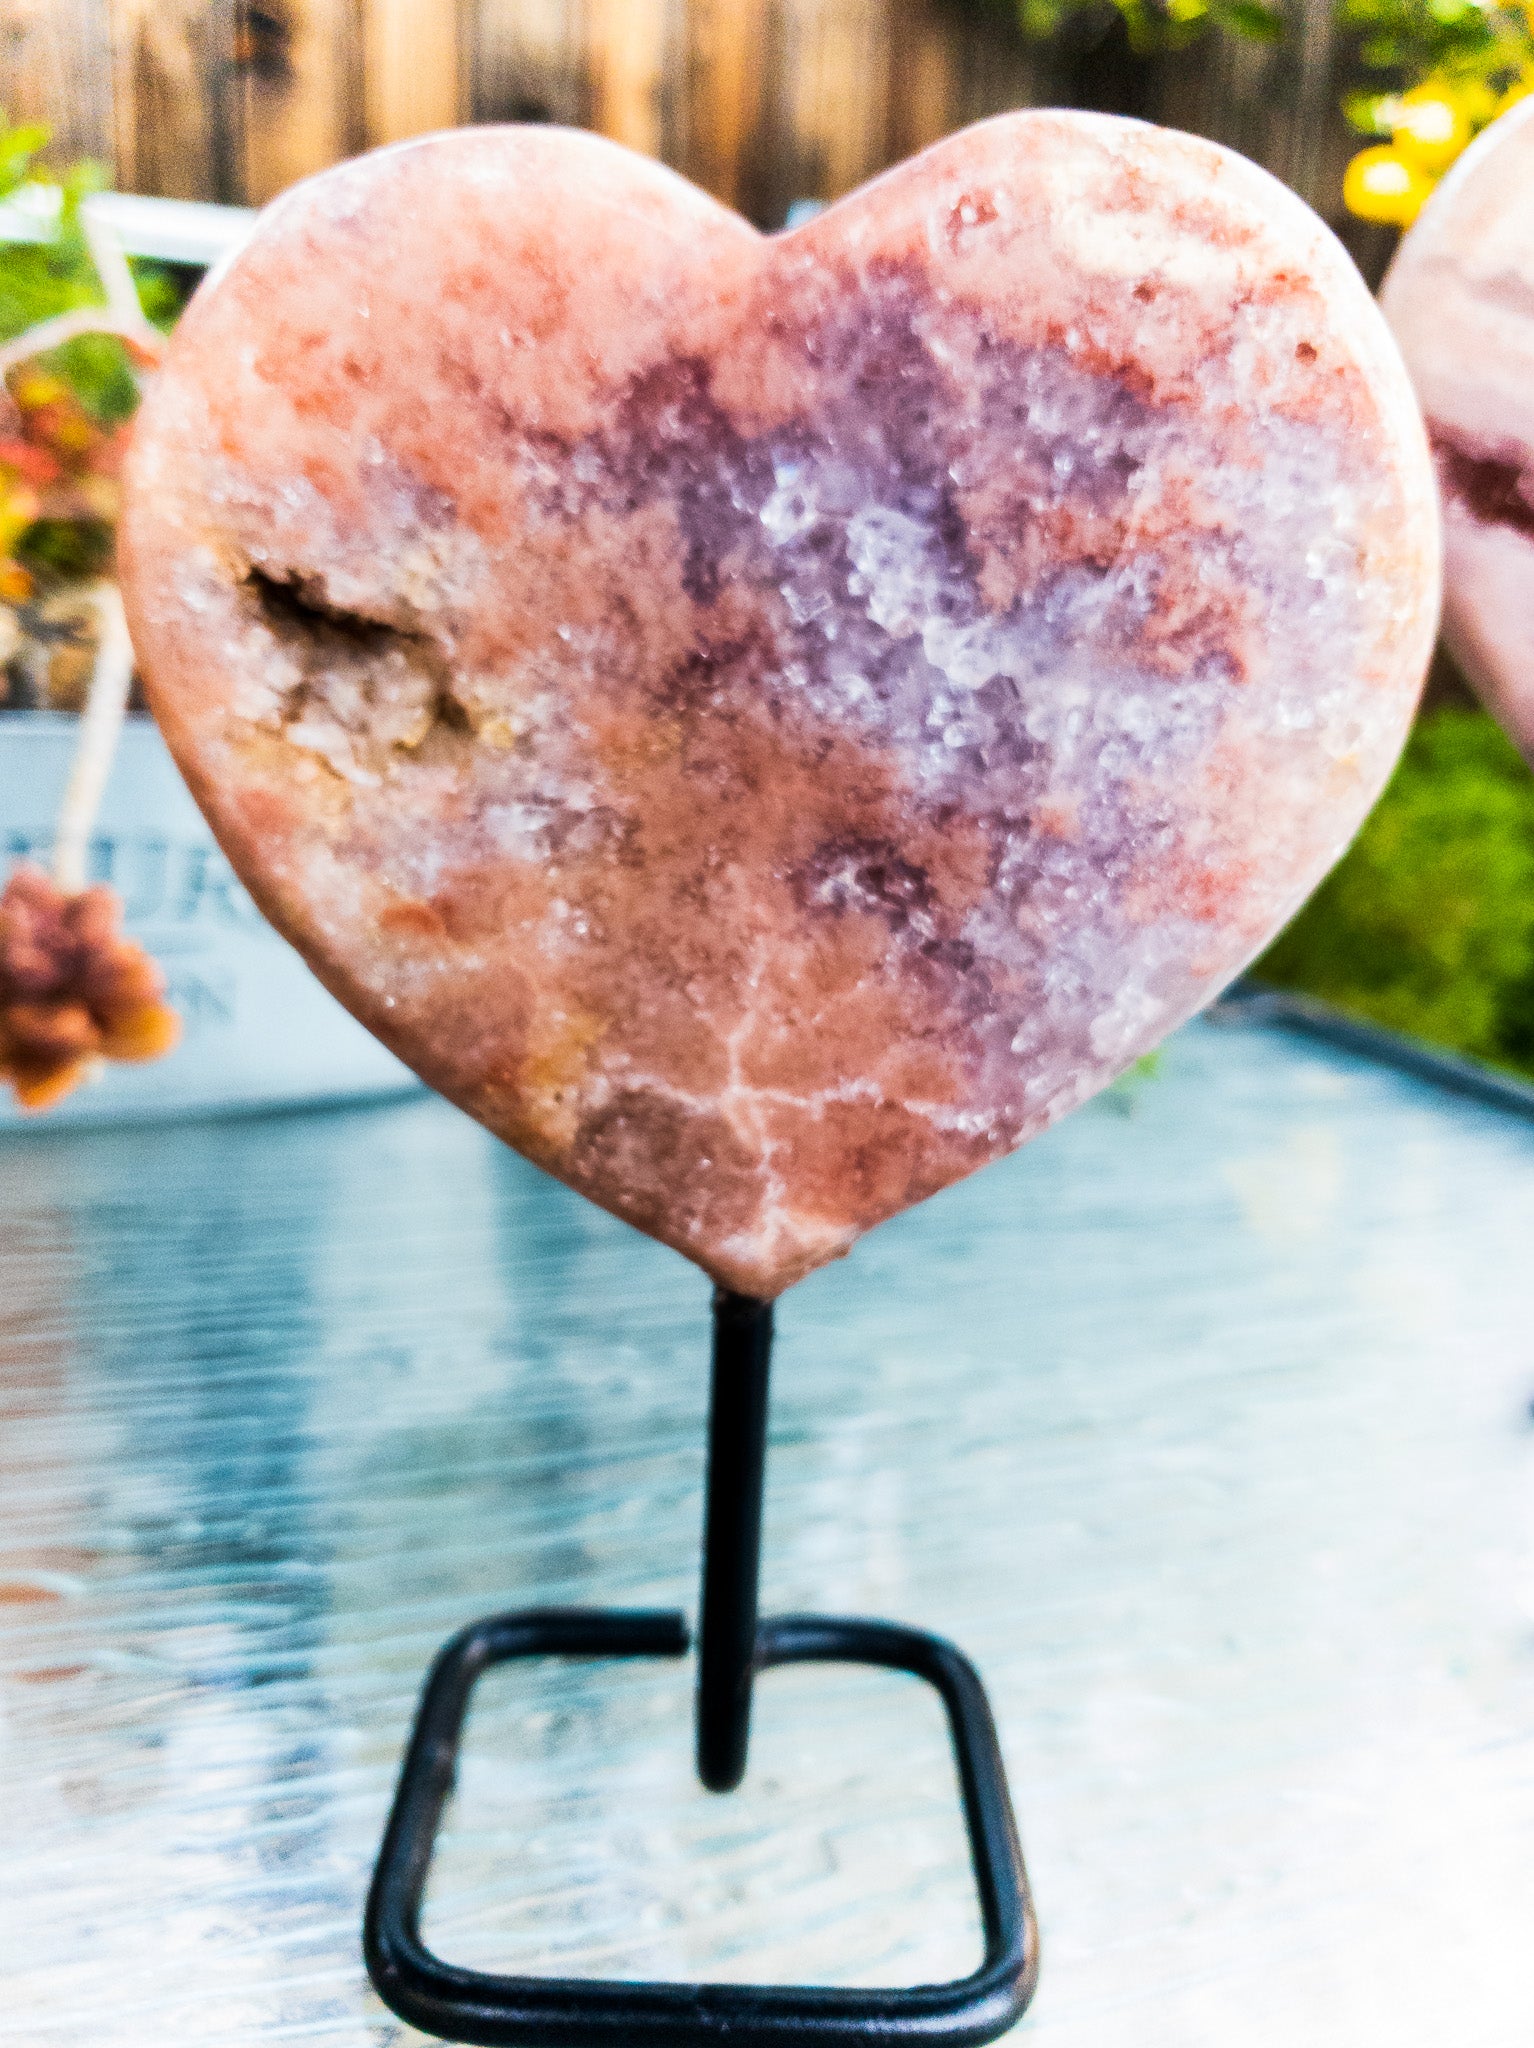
(1257, 705, 1534, 1077)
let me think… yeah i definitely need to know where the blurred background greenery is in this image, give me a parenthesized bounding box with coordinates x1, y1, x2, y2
(1259, 702, 1534, 1080)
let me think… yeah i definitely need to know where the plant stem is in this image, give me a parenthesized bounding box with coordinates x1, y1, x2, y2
(0, 204, 159, 894)
(52, 581, 134, 893)
(0, 206, 164, 378)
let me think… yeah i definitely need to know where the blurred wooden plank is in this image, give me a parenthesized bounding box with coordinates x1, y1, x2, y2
(116, 0, 364, 206)
(362, 0, 461, 147)
(0, 0, 115, 164)
(801, 0, 892, 197)
(1277, 0, 1349, 215)
(4, 0, 1377, 266)
(235, 0, 363, 205)
(755, 0, 892, 224)
(887, 0, 954, 164)
(680, 0, 770, 209)
(1146, 0, 1354, 234)
(585, 0, 671, 159)
(1155, 34, 1282, 191)
(471, 0, 586, 127)
(109, 0, 234, 200)
(945, 10, 1049, 132)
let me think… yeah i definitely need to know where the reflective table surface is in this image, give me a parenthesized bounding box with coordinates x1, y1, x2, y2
(2, 1015, 1532, 2046)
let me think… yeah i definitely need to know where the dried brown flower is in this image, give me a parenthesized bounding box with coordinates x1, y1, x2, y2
(0, 864, 179, 1110)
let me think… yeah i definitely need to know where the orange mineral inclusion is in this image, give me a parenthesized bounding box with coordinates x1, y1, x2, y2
(121, 113, 1440, 1297)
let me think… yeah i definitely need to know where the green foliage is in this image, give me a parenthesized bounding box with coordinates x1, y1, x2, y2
(16, 516, 113, 582)
(1017, 0, 1281, 51)
(1257, 707, 1534, 1078)
(991, 0, 1527, 104)
(1339, 0, 1534, 86)
(0, 112, 182, 425)
(0, 121, 49, 196)
(1013, 0, 1282, 50)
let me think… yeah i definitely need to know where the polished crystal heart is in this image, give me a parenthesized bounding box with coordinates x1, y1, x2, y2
(1382, 99, 1534, 763)
(122, 114, 1439, 1297)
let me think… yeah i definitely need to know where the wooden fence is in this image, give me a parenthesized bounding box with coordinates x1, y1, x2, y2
(1, 0, 1385, 266)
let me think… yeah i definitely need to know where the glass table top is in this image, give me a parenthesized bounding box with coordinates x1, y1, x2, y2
(2, 1013, 1531, 2046)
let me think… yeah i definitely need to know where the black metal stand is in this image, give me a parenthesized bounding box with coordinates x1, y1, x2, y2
(364, 1289, 1039, 2048)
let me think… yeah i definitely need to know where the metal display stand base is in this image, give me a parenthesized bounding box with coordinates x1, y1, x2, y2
(364, 1291, 1039, 2048)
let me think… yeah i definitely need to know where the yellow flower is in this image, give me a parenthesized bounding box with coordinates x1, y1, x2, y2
(1448, 77, 1506, 131)
(1342, 145, 1436, 226)
(1346, 67, 1534, 227)
(10, 370, 67, 411)
(1390, 85, 1472, 174)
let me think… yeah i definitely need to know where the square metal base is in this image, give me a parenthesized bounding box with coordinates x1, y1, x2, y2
(365, 1607, 1038, 2048)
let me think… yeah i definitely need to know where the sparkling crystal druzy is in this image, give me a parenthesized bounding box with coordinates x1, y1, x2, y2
(1381, 99, 1534, 762)
(121, 115, 1439, 1298)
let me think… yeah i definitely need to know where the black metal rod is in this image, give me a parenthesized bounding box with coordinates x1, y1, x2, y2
(695, 1288, 774, 1792)
(366, 1277, 1040, 2045)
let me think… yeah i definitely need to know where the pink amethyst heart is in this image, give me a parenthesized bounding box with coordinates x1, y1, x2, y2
(1381, 98, 1534, 763)
(121, 113, 1439, 1299)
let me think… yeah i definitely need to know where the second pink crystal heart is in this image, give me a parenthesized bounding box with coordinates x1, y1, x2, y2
(1381, 100, 1534, 764)
(122, 114, 1439, 1297)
